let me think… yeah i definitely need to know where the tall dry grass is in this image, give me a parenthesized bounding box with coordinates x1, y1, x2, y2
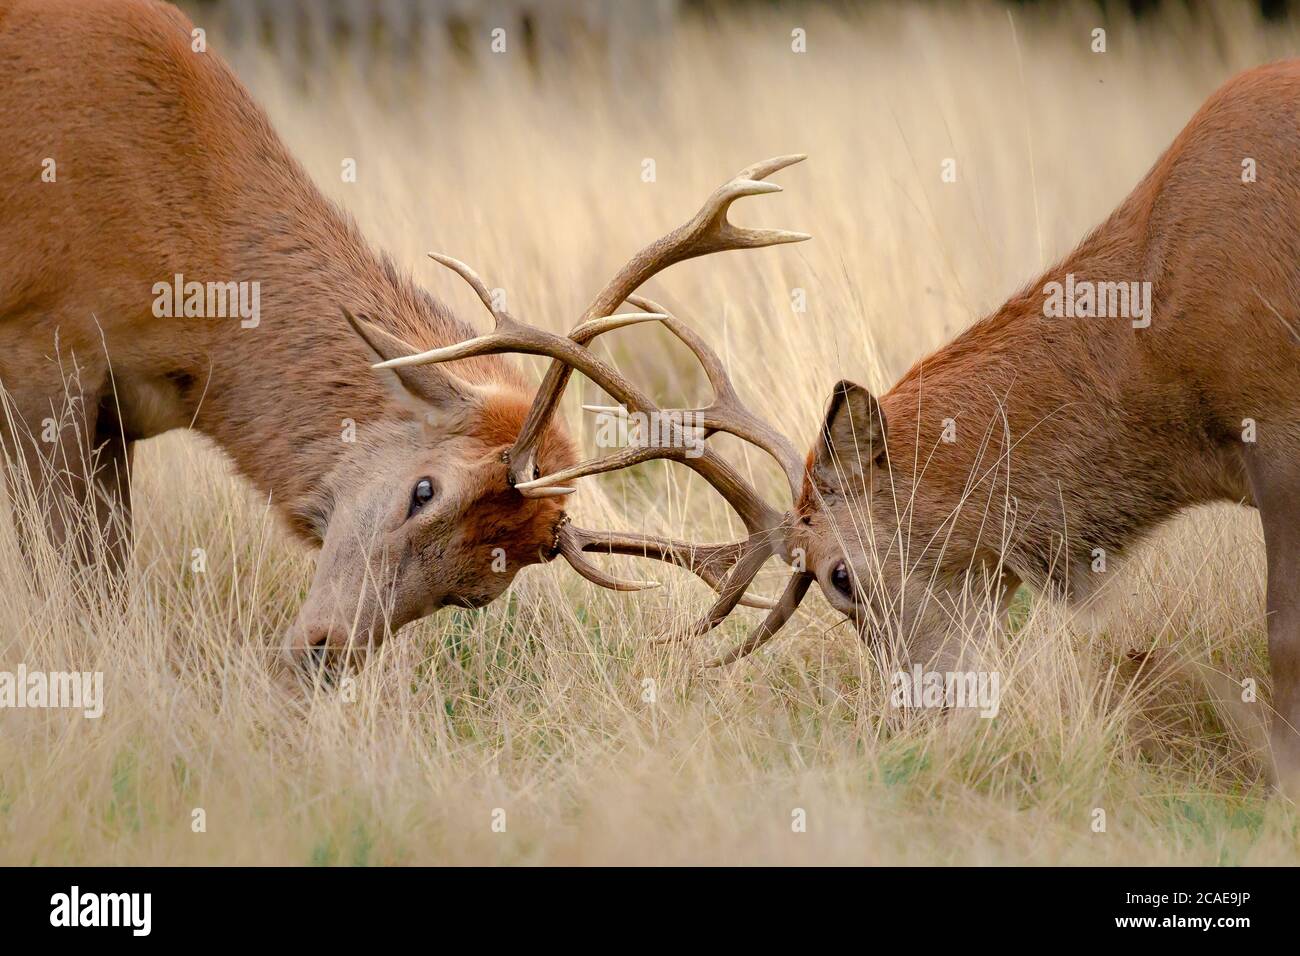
(2, 0, 1298, 864)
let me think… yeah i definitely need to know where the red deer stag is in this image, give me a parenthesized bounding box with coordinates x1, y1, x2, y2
(405, 63, 1299, 797)
(0, 0, 807, 673)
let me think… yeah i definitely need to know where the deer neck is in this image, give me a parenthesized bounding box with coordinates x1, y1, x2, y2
(884, 244, 1242, 600)
(173, 177, 514, 542)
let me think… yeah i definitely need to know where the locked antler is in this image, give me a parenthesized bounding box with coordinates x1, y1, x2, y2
(377, 157, 813, 649)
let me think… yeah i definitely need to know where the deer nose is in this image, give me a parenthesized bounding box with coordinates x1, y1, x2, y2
(285, 626, 368, 680)
(302, 628, 332, 673)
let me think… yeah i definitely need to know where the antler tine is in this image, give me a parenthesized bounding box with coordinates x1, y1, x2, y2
(701, 571, 813, 668)
(428, 252, 509, 324)
(402, 253, 667, 372)
(586, 153, 809, 321)
(655, 534, 781, 644)
(431, 251, 671, 339)
(569, 312, 671, 339)
(628, 293, 805, 501)
(735, 153, 809, 183)
(374, 304, 657, 384)
(518, 438, 785, 534)
(553, 527, 660, 592)
(507, 155, 809, 487)
(373, 314, 665, 371)
(562, 523, 777, 610)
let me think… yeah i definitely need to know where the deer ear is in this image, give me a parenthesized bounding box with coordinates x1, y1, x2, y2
(811, 380, 886, 491)
(343, 308, 485, 417)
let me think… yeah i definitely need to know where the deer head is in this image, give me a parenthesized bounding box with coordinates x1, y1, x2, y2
(282, 313, 579, 674)
(787, 381, 1022, 672)
(285, 155, 811, 675)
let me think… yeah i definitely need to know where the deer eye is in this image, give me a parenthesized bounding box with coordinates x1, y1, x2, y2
(407, 477, 436, 519)
(830, 561, 854, 599)
(532, 465, 541, 481)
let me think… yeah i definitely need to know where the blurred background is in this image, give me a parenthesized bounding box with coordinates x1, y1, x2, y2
(177, 0, 1296, 78)
(166, 0, 1300, 482)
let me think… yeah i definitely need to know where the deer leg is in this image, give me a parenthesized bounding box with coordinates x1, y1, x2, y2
(1245, 445, 1300, 800)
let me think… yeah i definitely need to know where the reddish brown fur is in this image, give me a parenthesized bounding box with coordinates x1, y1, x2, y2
(0, 0, 575, 666)
(794, 62, 1300, 796)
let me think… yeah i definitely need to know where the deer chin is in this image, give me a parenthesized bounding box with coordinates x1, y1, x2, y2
(281, 586, 506, 676)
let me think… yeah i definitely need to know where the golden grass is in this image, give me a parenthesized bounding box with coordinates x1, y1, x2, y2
(3, 0, 1298, 864)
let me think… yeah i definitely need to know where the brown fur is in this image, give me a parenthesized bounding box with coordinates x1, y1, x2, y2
(0, 0, 575, 668)
(794, 62, 1300, 797)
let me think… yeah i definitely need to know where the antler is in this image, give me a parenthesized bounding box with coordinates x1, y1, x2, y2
(556, 522, 777, 611)
(701, 571, 814, 667)
(380, 155, 809, 489)
(379, 156, 811, 637)
(514, 293, 804, 500)
(378, 253, 668, 498)
(505, 154, 810, 488)
(517, 290, 808, 632)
